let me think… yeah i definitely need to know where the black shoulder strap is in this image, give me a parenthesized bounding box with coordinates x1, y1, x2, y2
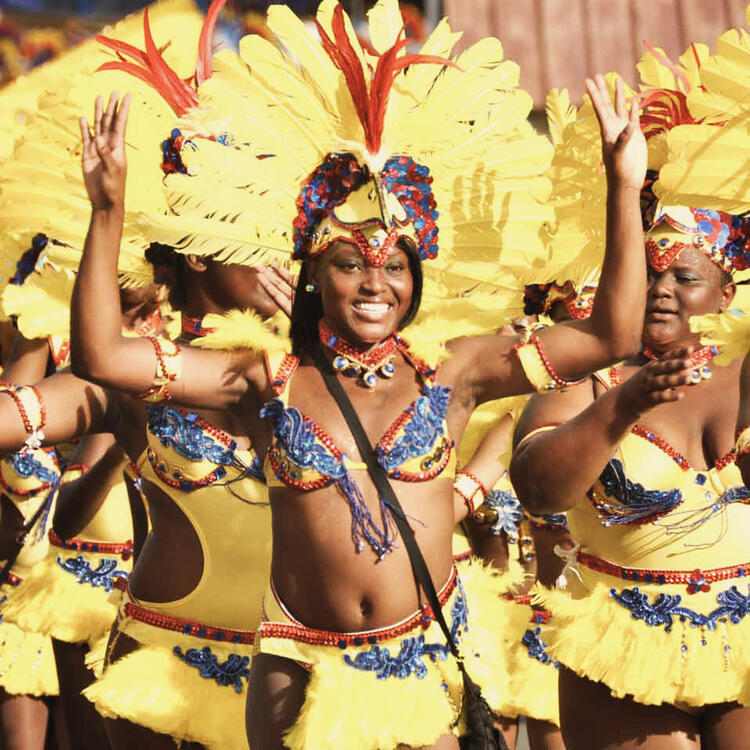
(310, 341, 460, 658)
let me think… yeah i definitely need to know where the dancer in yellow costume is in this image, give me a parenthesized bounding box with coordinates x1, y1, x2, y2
(0, 2, 288, 747)
(0, 333, 62, 750)
(510, 40, 750, 749)
(456, 394, 566, 750)
(67, 1, 650, 747)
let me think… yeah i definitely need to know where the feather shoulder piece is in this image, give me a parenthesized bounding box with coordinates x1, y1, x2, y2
(191, 310, 289, 357)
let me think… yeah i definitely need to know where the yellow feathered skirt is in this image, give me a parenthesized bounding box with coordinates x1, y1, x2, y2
(2, 538, 133, 649)
(0, 571, 58, 697)
(84, 589, 254, 750)
(537, 564, 750, 707)
(502, 598, 560, 726)
(256, 567, 499, 750)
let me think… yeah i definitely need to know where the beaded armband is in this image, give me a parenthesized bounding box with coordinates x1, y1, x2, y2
(135, 337, 182, 402)
(514, 334, 586, 393)
(454, 470, 487, 515)
(735, 426, 750, 458)
(0, 381, 46, 450)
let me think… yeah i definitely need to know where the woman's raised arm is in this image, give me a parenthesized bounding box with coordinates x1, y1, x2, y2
(450, 76, 648, 405)
(70, 93, 260, 409)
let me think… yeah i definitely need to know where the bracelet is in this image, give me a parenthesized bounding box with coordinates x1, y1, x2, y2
(135, 337, 182, 402)
(736, 426, 750, 457)
(454, 470, 487, 515)
(514, 334, 586, 393)
(0, 381, 46, 450)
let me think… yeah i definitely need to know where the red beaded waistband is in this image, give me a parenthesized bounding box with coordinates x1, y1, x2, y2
(122, 595, 256, 645)
(259, 568, 458, 648)
(577, 550, 750, 594)
(49, 531, 133, 559)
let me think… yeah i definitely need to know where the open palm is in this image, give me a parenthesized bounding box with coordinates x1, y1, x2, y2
(586, 75, 647, 191)
(79, 92, 131, 211)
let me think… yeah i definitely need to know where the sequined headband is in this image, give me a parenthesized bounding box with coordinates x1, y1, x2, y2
(292, 153, 438, 267)
(645, 205, 750, 275)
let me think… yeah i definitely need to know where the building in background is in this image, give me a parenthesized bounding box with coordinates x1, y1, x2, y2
(445, 0, 748, 106)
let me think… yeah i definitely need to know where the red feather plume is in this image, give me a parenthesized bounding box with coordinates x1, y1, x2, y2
(638, 41, 701, 141)
(96, 0, 227, 116)
(315, 4, 456, 154)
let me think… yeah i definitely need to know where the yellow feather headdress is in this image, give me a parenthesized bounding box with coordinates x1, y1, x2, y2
(0, 0, 206, 333)
(134, 0, 553, 352)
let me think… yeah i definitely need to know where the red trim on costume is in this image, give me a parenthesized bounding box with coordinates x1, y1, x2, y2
(576, 549, 750, 595)
(123, 597, 256, 644)
(259, 568, 458, 647)
(49, 530, 133, 560)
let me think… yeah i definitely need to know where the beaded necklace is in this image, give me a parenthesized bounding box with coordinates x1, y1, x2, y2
(318, 320, 398, 389)
(181, 314, 216, 337)
(642, 344, 720, 384)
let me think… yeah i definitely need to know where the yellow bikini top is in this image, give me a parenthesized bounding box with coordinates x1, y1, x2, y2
(138, 402, 271, 630)
(568, 368, 750, 571)
(0, 446, 60, 571)
(261, 350, 457, 489)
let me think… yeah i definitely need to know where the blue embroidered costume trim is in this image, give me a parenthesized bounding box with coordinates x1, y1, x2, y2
(484, 488, 523, 540)
(172, 646, 250, 693)
(343, 580, 468, 679)
(521, 627, 559, 667)
(5, 451, 58, 487)
(376, 384, 452, 473)
(593, 458, 682, 525)
(261, 399, 396, 559)
(610, 585, 750, 632)
(56, 555, 129, 593)
(148, 405, 236, 467)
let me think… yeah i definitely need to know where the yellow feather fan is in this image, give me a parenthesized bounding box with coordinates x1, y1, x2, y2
(653, 17, 750, 218)
(191, 310, 289, 358)
(690, 285, 750, 365)
(2, 266, 74, 340)
(0, 0, 206, 330)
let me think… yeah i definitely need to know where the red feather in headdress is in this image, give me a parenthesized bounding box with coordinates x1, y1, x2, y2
(96, 0, 228, 115)
(315, 5, 456, 154)
(638, 42, 706, 140)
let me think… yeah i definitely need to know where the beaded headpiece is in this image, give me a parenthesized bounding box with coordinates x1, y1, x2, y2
(645, 205, 750, 274)
(126, 0, 553, 357)
(294, 154, 435, 266)
(641, 43, 750, 277)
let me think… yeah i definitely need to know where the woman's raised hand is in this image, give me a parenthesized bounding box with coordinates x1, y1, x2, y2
(257, 262, 298, 318)
(79, 92, 131, 212)
(617, 348, 699, 417)
(586, 74, 647, 191)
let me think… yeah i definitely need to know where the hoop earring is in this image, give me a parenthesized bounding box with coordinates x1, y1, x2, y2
(305, 282, 319, 293)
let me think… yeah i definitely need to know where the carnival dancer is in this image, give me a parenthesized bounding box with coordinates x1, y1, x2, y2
(510, 54, 750, 750)
(0, 278, 163, 750)
(0, 335, 62, 750)
(0, 3, 292, 748)
(67, 1, 648, 746)
(457, 391, 568, 750)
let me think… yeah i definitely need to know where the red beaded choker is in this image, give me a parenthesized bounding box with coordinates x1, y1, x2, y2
(318, 320, 398, 389)
(182, 315, 216, 337)
(642, 344, 719, 384)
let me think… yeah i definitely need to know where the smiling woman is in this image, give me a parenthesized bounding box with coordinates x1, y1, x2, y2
(291, 236, 422, 356)
(61, 1, 653, 748)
